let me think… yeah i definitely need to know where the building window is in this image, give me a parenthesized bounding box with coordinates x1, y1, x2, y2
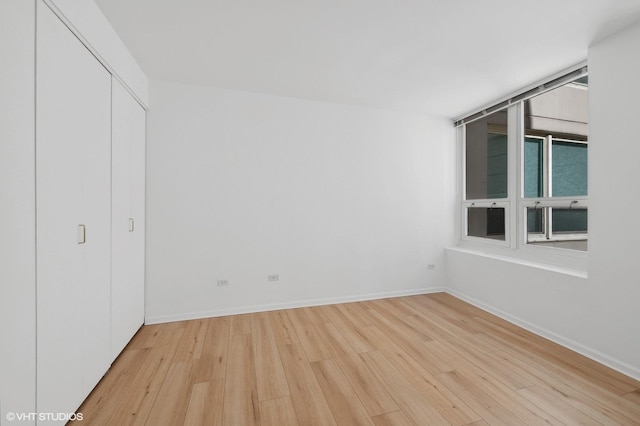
(459, 69, 588, 254)
(462, 110, 509, 244)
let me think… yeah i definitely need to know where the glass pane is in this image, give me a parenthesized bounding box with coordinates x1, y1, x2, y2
(527, 207, 544, 234)
(573, 76, 588, 86)
(467, 207, 505, 241)
(552, 208, 588, 233)
(487, 134, 508, 198)
(524, 137, 543, 198)
(524, 82, 588, 140)
(526, 207, 587, 251)
(465, 110, 508, 200)
(552, 141, 588, 197)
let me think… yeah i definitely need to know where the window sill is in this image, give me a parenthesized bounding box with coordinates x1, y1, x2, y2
(448, 244, 588, 278)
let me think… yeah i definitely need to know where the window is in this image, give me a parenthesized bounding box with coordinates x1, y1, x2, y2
(522, 79, 588, 251)
(462, 110, 509, 243)
(459, 69, 588, 256)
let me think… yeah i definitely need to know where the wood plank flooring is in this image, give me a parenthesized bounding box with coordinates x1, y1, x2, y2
(77, 293, 640, 425)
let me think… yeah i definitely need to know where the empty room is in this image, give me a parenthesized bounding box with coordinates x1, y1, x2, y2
(3, 0, 640, 424)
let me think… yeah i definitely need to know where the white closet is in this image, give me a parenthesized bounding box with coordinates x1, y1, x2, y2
(35, 1, 146, 421)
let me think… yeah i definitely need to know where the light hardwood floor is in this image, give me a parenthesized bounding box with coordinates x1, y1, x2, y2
(77, 293, 640, 425)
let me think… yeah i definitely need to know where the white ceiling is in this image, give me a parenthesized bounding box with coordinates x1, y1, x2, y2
(95, 0, 640, 118)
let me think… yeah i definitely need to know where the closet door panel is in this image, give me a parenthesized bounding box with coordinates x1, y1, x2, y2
(111, 79, 146, 358)
(36, 0, 111, 418)
(130, 98, 146, 333)
(79, 77, 112, 397)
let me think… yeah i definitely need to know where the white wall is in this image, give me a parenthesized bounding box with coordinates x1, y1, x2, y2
(588, 19, 640, 376)
(47, 0, 149, 106)
(0, 0, 37, 422)
(146, 80, 455, 323)
(446, 19, 640, 380)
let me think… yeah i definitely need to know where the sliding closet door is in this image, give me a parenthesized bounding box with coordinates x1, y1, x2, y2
(111, 79, 146, 358)
(36, 0, 111, 418)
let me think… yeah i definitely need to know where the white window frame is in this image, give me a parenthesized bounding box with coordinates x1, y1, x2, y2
(455, 65, 588, 273)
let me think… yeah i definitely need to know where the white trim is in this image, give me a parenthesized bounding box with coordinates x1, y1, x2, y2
(455, 125, 464, 243)
(507, 105, 518, 249)
(445, 288, 640, 382)
(527, 233, 587, 243)
(144, 287, 446, 325)
(461, 124, 467, 204)
(547, 135, 553, 199)
(521, 198, 588, 207)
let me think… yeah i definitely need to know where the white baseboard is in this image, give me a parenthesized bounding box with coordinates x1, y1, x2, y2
(445, 288, 640, 382)
(144, 286, 447, 325)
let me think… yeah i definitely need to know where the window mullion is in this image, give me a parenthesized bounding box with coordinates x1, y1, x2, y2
(544, 135, 552, 198)
(508, 103, 519, 249)
(545, 207, 552, 240)
(544, 135, 552, 240)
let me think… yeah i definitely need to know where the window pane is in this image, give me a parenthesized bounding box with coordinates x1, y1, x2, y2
(527, 207, 544, 234)
(524, 137, 543, 198)
(524, 82, 588, 139)
(573, 76, 588, 86)
(487, 134, 508, 198)
(552, 141, 587, 197)
(465, 110, 508, 199)
(552, 208, 588, 233)
(526, 207, 587, 251)
(467, 207, 505, 241)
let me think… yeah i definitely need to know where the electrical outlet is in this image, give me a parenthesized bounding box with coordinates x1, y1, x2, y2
(427, 264, 436, 270)
(268, 274, 279, 282)
(217, 279, 230, 286)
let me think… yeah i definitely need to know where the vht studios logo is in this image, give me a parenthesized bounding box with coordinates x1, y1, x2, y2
(6, 412, 83, 422)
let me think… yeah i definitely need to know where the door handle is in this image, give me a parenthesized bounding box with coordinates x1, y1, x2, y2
(78, 224, 86, 244)
(129, 218, 135, 232)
